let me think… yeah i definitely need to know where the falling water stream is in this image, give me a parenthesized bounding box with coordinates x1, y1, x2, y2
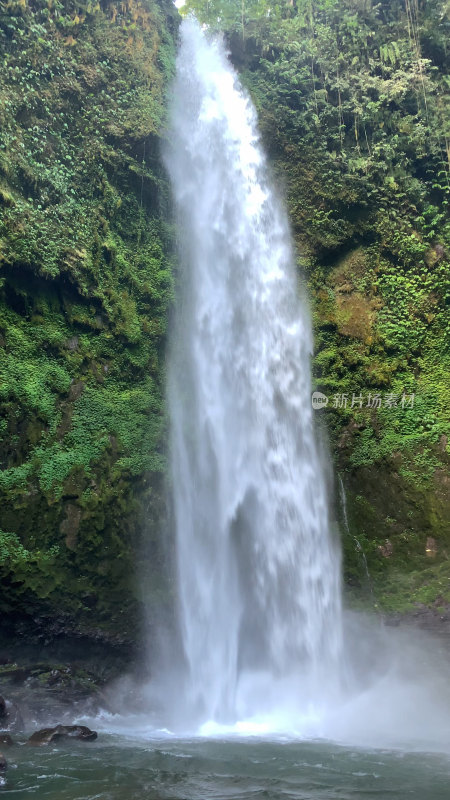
(165, 19, 342, 730)
(338, 474, 375, 606)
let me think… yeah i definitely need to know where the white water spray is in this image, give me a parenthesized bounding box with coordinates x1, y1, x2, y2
(164, 20, 343, 729)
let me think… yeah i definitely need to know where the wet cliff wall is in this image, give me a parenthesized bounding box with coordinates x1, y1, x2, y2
(0, 0, 178, 650)
(224, 0, 450, 613)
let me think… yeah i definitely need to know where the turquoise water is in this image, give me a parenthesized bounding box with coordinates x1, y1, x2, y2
(3, 735, 450, 799)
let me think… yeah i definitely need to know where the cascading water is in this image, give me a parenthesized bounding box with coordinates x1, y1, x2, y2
(164, 19, 343, 730)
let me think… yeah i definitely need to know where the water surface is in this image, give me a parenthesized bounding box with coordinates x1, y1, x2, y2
(4, 735, 450, 799)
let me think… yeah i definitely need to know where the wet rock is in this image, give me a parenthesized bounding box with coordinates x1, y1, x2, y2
(378, 539, 393, 558)
(0, 736, 13, 748)
(65, 336, 79, 351)
(0, 696, 23, 733)
(0, 665, 28, 684)
(60, 503, 82, 551)
(68, 380, 85, 401)
(26, 724, 97, 746)
(0, 753, 6, 771)
(426, 536, 438, 557)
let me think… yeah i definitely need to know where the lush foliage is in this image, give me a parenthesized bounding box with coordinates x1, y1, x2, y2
(1, 0, 449, 634)
(184, 0, 450, 609)
(0, 0, 177, 635)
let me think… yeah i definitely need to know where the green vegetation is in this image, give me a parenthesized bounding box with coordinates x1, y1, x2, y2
(0, 0, 177, 638)
(0, 0, 449, 640)
(375, 559, 450, 612)
(184, 0, 450, 610)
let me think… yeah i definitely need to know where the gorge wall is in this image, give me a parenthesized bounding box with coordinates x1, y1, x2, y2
(0, 0, 178, 650)
(220, 0, 450, 614)
(0, 0, 449, 656)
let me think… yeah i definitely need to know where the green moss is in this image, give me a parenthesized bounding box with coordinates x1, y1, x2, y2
(0, 528, 60, 612)
(216, 0, 450, 605)
(0, 0, 177, 639)
(374, 561, 450, 613)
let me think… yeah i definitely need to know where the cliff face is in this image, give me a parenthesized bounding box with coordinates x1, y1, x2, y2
(226, 0, 450, 612)
(1, 0, 449, 654)
(0, 0, 178, 646)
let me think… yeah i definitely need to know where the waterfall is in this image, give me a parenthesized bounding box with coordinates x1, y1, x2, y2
(164, 19, 343, 730)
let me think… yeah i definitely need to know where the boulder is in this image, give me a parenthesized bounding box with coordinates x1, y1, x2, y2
(0, 696, 24, 733)
(0, 735, 12, 748)
(26, 725, 97, 746)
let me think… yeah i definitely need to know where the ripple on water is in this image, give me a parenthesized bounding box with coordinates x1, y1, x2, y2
(3, 736, 450, 799)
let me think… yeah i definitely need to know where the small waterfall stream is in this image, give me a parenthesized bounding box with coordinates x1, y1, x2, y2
(164, 19, 343, 729)
(338, 474, 375, 603)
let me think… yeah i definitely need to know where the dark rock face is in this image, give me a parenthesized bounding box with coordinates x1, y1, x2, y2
(0, 696, 23, 733)
(0, 656, 118, 730)
(0, 735, 13, 748)
(0, 751, 7, 788)
(26, 725, 97, 747)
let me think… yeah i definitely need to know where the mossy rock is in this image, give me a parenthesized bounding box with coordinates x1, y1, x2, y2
(0, 0, 178, 645)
